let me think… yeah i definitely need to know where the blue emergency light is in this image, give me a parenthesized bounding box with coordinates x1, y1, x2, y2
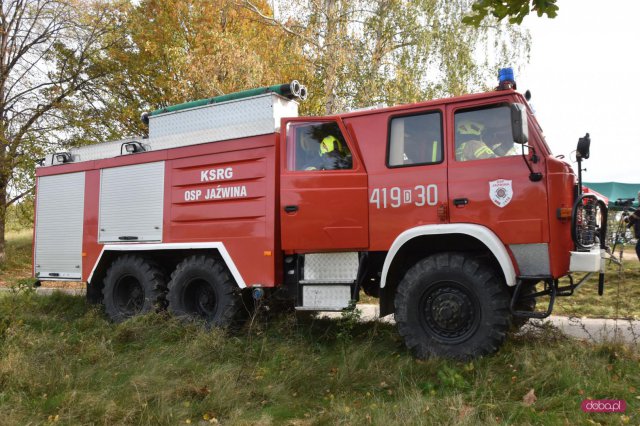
(498, 67, 516, 90)
(499, 67, 514, 83)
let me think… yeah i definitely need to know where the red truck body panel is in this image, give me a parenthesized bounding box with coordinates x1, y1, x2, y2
(34, 88, 578, 287)
(280, 117, 369, 252)
(339, 90, 568, 277)
(36, 134, 280, 287)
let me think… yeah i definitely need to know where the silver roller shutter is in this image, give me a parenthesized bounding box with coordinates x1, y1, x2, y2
(99, 161, 164, 242)
(35, 172, 85, 280)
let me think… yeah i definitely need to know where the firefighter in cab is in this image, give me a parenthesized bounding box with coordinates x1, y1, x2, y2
(304, 133, 352, 170)
(455, 119, 518, 161)
(486, 123, 519, 157)
(455, 120, 497, 161)
(319, 134, 351, 169)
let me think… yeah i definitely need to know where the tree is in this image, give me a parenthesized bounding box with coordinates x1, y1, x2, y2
(463, 0, 559, 26)
(243, 0, 530, 115)
(0, 0, 121, 261)
(243, 0, 354, 115)
(63, 0, 310, 144)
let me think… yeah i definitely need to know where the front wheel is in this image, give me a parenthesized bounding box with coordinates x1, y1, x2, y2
(394, 252, 511, 359)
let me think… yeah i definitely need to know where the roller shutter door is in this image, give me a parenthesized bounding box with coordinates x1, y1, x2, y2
(35, 172, 85, 279)
(99, 161, 164, 242)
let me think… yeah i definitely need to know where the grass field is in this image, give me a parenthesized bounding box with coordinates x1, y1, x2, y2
(1, 233, 639, 424)
(550, 254, 640, 320)
(0, 292, 638, 425)
(0, 229, 34, 288)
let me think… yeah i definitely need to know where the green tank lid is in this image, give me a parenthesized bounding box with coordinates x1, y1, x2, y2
(149, 81, 305, 117)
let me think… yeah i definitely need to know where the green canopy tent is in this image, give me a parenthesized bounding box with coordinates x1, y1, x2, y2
(584, 182, 640, 208)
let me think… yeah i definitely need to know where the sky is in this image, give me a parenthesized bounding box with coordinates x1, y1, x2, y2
(518, 0, 639, 183)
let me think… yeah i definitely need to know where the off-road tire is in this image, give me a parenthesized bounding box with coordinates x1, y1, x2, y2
(511, 281, 538, 330)
(167, 255, 245, 328)
(102, 255, 168, 322)
(394, 252, 511, 360)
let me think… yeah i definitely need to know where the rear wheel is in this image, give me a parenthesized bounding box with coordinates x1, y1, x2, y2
(394, 252, 511, 359)
(167, 255, 246, 327)
(102, 255, 167, 322)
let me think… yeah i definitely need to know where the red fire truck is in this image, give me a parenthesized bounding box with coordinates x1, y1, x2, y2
(33, 74, 607, 359)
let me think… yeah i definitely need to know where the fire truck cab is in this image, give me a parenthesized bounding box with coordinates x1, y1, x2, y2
(33, 75, 607, 359)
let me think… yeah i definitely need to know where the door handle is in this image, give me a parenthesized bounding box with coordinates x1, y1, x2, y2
(453, 198, 469, 207)
(284, 205, 299, 213)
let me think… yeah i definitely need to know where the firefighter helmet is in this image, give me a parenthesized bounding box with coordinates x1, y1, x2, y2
(457, 120, 485, 136)
(320, 135, 345, 156)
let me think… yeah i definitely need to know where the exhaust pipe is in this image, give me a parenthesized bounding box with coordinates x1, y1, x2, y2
(278, 80, 307, 101)
(289, 80, 301, 97)
(277, 80, 301, 99)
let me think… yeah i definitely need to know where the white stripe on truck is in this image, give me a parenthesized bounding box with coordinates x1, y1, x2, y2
(88, 242, 246, 288)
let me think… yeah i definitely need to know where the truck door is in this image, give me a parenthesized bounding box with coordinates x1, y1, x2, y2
(447, 101, 549, 248)
(280, 118, 369, 251)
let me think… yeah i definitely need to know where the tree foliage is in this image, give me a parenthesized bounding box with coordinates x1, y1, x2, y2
(65, 0, 309, 145)
(244, 0, 530, 114)
(463, 0, 559, 26)
(61, 0, 531, 138)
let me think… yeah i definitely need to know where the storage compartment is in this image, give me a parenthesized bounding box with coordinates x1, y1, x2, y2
(35, 172, 85, 279)
(148, 93, 297, 141)
(42, 94, 298, 165)
(299, 284, 353, 311)
(99, 161, 164, 242)
(302, 252, 359, 282)
(569, 249, 602, 273)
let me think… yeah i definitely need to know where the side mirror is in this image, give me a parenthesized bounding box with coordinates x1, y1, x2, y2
(510, 103, 528, 144)
(576, 133, 590, 159)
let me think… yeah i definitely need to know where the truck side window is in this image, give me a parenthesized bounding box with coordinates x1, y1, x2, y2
(288, 122, 353, 171)
(455, 105, 523, 162)
(388, 112, 442, 167)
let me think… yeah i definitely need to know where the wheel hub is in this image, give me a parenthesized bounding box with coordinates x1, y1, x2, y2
(421, 284, 477, 341)
(184, 279, 218, 318)
(197, 287, 216, 314)
(114, 275, 144, 317)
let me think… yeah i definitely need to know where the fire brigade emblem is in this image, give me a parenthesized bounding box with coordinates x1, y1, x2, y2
(489, 179, 513, 208)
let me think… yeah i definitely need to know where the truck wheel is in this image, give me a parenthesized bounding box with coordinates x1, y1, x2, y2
(102, 255, 167, 322)
(394, 252, 510, 359)
(167, 255, 245, 327)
